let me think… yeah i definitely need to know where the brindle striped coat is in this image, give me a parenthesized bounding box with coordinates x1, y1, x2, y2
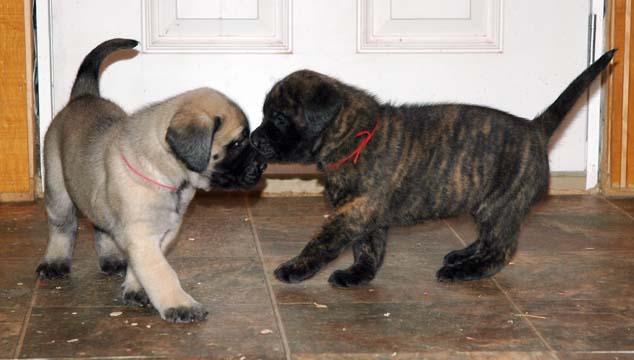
(251, 50, 615, 286)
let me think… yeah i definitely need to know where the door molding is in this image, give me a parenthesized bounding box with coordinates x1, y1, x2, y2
(0, 0, 36, 201)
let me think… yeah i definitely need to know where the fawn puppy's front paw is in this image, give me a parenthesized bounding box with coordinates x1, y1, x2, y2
(36, 260, 71, 279)
(162, 303, 209, 323)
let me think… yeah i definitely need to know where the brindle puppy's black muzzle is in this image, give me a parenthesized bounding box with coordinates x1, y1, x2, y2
(250, 125, 278, 160)
(210, 145, 267, 189)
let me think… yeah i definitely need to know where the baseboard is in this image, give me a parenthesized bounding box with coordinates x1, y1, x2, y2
(0, 192, 35, 202)
(260, 171, 592, 197)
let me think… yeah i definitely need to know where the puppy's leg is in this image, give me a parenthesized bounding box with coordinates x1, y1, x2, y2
(437, 182, 539, 282)
(328, 226, 387, 288)
(275, 197, 376, 284)
(94, 227, 127, 276)
(124, 226, 207, 323)
(121, 270, 150, 307)
(443, 239, 479, 266)
(37, 170, 78, 279)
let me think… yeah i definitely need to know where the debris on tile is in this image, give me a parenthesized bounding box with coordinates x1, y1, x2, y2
(368, 289, 374, 292)
(244, 217, 250, 222)
(146, 325, 152, 329)
(239, 356, 246, 360)
(585, 247, 595, 250)
(384, 312, 391, 317)
(55, 286, 62, 290)
(71, 312, 77, 315)
(507, 319, 514, 324)
(323, 214, 330, 218)
(259, 329, 273, 335)
(17, 282, 23, 286)
(342, 327, 347, 331)
(188, 237, 195, 241)
(466, 336, 476, 341)
(513, 313, 547, 319)
(313, 302, 328, 309)
(110, 311, 123, 317)
(391, 352, 397, 357)
(187, 332, 192, 335)
(66, 338, 79, 343)
(131, 323, 138, 326)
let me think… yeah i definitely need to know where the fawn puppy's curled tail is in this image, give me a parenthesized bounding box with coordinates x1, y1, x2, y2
(70, 38, 139, 101)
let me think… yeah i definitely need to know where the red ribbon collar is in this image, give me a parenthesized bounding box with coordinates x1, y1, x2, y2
(324, 120, 380, 172)
(121, 153, 178, 191)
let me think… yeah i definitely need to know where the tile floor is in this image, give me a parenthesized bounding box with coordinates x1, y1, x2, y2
(0, 194, 633, 359)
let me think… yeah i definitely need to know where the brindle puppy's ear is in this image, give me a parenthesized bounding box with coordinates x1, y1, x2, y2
(166, 110, 221, 173)
(303, 83, 343, 137)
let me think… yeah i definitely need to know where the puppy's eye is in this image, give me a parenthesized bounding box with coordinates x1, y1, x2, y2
(231, 140, 242, 148)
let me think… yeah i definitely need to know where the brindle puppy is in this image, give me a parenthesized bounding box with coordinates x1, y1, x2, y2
(251, 50, 615, 287)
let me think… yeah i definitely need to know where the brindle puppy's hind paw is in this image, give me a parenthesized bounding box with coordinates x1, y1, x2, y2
(328, 269, 373, 288)
(36, 261, 71, 279)
(162, 304, 209, 323)
(442, 244, 477, 265)
(99, 257, 127, 276)
(436, 256, 502, 282)
(123, 290, 151, 307)
(274, 257, 321, 284)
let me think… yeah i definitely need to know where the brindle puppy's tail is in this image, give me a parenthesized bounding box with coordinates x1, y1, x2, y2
(532, 49, 616, 138)
(70, 38, 138, 101)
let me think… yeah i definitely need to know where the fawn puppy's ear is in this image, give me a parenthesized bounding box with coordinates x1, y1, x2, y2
(166, 110, 220, 172)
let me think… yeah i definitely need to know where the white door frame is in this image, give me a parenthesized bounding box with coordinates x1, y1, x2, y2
(586, 0, 608, 189)
(35, 0, 608, 190)
(35, 0, 53, 187)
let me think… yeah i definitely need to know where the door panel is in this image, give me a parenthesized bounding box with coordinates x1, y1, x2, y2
(39, 0, 597, 179)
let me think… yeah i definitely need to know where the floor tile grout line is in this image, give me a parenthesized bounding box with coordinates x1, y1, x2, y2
(442, 219, 558, 357)
(600, 195, 634, 222)
(243, 195, 292, 360)
(14, 277, 39, 358)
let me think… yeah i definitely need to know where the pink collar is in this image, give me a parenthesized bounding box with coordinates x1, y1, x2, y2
(121, 153, 178, 191)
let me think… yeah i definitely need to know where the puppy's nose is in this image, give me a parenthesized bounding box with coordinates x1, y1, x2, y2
(250, 134, 263, 150)
(252, 155, 267, 171)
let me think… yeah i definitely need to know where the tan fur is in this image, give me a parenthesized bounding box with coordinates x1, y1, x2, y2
(41, 88, 247, 323)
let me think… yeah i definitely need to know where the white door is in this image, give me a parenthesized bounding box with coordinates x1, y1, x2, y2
(36, 0, 607, 188)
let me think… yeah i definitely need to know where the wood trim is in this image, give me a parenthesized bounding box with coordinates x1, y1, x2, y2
(621, 0, 631, 187)
(604, 0, 634, 192)
(0, 0, 35, 202)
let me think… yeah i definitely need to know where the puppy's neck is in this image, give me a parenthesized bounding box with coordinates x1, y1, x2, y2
(317, 94, 381, 171)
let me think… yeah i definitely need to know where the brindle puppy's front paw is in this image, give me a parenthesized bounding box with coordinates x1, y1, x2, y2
(36, 261, 71, 279)
(162, 304, 209, 323)
(274, 257, 321, 284)
(99, 257, 127, 277)
(328, 268, 373, 288)
(123, 290, 151, 307)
